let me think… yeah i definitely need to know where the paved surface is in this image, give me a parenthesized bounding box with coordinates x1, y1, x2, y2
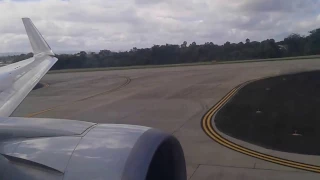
(215, 71, 320, 155)
(13, 59, 320, 180)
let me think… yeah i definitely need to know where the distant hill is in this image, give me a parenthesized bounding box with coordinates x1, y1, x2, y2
(0, 50, 87, 57)
(0, 52, 26, 57)
(55, 50, 85, 55)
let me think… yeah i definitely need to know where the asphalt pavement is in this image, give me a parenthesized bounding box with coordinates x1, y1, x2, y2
(13, 59, 320, 180)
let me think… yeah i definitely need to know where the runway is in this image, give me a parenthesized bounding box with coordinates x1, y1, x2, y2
(13, 59, 320, 180)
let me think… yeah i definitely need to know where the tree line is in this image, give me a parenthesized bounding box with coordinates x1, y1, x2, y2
(1, 28, 320, 70)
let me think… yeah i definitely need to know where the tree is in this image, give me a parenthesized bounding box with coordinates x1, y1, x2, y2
(224, 41, 231, 46)
(4, 25, 320, 70)
(181, 41, 188, 48)
(283, 34, 305, 56)
(305, 28, 320, 55)
(131, 47, 138, 52)
(190, 42, 197, 47)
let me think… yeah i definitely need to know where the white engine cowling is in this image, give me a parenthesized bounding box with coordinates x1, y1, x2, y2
(0, 117, 186, 180)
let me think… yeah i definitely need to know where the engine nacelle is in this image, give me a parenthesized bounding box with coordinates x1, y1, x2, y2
(0, 117, 186, 180)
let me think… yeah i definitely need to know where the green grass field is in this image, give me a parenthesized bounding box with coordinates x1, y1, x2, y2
(48, 55, 320, 74)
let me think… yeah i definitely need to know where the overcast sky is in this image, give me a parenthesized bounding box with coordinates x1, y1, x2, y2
(0, 0, 320, 53)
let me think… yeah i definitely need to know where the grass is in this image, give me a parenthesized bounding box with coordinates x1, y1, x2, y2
(48, 55, 320, 74)
(217, 54, 320, 64)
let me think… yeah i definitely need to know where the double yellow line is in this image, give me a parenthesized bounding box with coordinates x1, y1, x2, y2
(201, 80, 320, 173)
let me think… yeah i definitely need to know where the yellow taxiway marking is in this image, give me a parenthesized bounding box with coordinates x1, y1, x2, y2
(201, 79, 320, 173)
(25, 76, 131, 118)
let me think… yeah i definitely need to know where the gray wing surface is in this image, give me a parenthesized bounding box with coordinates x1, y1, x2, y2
(0, 18, 57, 117)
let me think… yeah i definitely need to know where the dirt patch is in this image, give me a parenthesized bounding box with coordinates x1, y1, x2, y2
(215, 71, 320, 155)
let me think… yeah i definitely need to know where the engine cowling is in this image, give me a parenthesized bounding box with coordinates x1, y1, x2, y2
(0, 117, 186, 180)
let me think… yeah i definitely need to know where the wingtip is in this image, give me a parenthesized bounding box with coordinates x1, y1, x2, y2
(22, 17, 54, 56)
(22, 17, 30, 21)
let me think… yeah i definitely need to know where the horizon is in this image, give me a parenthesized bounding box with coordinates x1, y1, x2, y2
(0, 30, 316, 56)
(0, 0, 320, 53)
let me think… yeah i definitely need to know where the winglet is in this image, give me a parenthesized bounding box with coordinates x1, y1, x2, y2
(22, 18, 55, 56)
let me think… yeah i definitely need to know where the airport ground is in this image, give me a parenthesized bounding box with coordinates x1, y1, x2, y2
(216, 70, 320, 156)
(13, 58, 320, 180)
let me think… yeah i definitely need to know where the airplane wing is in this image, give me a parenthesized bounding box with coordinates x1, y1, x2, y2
(0, 18, 186, 180)
(0, 18, 57, 117)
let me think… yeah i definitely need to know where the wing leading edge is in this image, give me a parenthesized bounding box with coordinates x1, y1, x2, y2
(0, 18, 58, 117)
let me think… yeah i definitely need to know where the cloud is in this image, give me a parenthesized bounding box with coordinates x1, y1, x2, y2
(0, 0, 319, 53)
(239, 0, 320, 13)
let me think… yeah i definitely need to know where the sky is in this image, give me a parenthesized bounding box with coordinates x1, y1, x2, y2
(0, 0, 320, 53)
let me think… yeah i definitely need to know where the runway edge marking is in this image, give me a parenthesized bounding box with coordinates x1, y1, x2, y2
(201, 77, 320, 173)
